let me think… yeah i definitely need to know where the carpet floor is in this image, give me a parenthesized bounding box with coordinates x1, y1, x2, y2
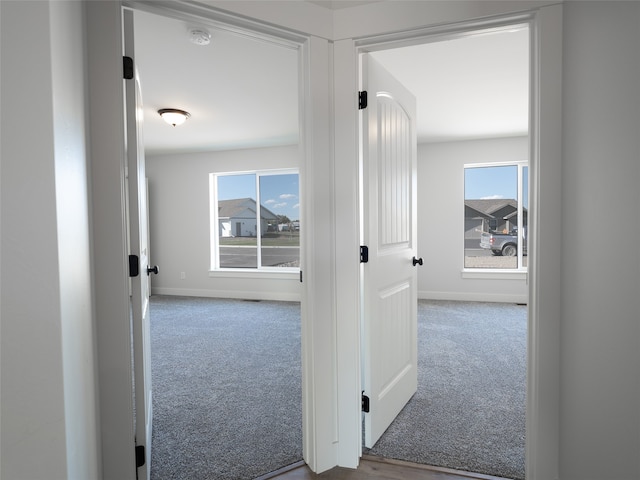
(149, 296, 526, 480)
(366, 300, 527, 480)
(149, 296, 303, 480)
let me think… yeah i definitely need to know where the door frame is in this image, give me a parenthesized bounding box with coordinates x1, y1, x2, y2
(334, 5, 563, 479)
(89, 2, 562, 478)
(88, 1, 331, 477)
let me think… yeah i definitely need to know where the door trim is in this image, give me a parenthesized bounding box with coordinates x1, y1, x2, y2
(89, 1, 323, 476)
(334, 5, 563, 478)
(86, 2, 136, 478)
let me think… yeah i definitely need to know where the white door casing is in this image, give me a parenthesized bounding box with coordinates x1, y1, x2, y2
(124, 9, 153, 480)
(361, 54, 419, 448)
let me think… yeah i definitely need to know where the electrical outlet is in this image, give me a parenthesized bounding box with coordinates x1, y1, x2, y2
(180, 272, 186, 280)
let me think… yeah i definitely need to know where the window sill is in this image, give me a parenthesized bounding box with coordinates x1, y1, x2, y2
(461, 269, 527, 280)
(209, 269, 299, 280)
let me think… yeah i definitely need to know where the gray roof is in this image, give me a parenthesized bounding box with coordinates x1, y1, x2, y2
(464, 199, 518, 217)
(218, 198, 278, 220)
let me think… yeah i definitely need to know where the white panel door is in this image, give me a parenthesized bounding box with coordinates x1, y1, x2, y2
(362, 54, 419, 448)
(124, 9, 154, 480)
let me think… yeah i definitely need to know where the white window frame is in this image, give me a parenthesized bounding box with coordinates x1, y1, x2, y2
(209, 168, 300, 274)
(462, 160, 528, 278)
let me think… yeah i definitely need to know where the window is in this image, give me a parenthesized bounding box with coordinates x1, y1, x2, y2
(464, 162, 528, 270)
(210, 170, 299, 271)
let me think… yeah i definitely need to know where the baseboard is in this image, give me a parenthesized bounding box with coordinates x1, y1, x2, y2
(152, 288, 523, 304)
(418, 290, 528, 304)
(150, 287, 301, 302)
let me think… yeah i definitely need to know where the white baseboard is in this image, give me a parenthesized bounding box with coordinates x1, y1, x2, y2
(151, 287, 301, 303)
(153, 288, 523, 304)
(418, 290, 528, 304)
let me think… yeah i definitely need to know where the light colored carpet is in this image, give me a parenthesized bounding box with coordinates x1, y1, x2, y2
(149, 296, 302, 480)
(149, 296, 526, 480)
(366, 300, 526, 480)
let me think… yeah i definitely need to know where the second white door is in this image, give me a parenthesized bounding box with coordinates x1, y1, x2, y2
(361, 54, 419, 448)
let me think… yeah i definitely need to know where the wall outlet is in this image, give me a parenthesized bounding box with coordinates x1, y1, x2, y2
(180, 272, 186, 280)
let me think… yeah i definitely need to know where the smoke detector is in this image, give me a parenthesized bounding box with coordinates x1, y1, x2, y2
(189, 29, 211, 46)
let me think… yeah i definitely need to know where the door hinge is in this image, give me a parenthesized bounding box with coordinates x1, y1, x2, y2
(360, 245, 369, 263)
(359, 90, 368, 109)
(129, 254, 139, 277)
(362, 392, 370, 413)
(135, 445, 145, 468)
(123, 56, 134, 80)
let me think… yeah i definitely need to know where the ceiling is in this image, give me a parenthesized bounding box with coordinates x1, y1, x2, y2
(133, 9, 528, 155)
(133, 9, 300, 155)
(371, 26, 529, 143)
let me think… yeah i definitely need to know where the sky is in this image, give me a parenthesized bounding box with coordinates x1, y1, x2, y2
(217, 172, 300, 221)
(464, 165, 528, 208)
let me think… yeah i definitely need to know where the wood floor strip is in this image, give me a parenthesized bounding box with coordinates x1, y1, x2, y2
(361, 455, 513, 479)
(256, 461, 307, 480)
(261, 456, 515, 480)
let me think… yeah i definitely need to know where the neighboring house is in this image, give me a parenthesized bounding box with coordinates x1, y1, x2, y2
(464, 199, 528, 241)
(218, 197, 278, 237)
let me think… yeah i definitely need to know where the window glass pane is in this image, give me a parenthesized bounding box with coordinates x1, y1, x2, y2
(259, 174, 300, 267)
(464, 165, 518, 269)
(217, 174, 257, 268)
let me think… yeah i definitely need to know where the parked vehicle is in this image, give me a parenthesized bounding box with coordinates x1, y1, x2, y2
(480, 227, 527, 256)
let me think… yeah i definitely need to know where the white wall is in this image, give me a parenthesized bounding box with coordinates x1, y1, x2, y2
(50, 2, 101, 478)
(418, 137, 528, 303)
(0, 1, 100, 479)
(560, 2, 640, 479)
(146, 145, 302, 301)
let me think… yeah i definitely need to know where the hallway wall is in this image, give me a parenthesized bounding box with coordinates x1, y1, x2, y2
(559, 3, 640, 478)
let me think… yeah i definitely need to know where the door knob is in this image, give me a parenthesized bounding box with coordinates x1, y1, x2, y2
(147, 265, 159, 275)
(412, 257, 423, 266)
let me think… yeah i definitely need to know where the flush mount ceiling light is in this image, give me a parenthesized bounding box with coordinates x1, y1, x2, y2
(158, 109, 190, 127)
